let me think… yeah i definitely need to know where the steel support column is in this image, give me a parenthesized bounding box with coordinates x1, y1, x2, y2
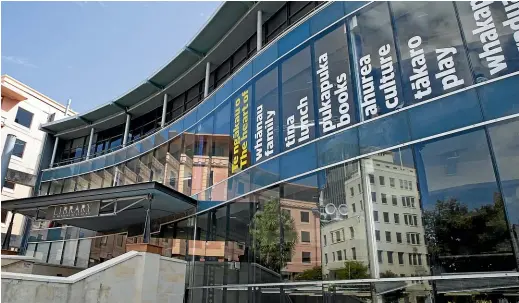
(2, 211, 16, 250)
(204, 62, 211, 98)
(122, 113, 131, 147)
(1, 134, 16, 189)
(161, 93, 168, 128)
(257, 10, 263, 51)
(85, 127, 95, 160)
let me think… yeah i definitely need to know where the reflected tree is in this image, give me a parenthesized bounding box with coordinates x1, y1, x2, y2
(250, 198, 297, 272)
(334, 260, 370, 279)
(424, 193, 513, 272)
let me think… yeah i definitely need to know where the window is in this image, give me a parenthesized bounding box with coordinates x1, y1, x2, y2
(332, 252, 336, 261)
(400, 179, 404, 189)
(352, 203, 356, 213)
(14, 107, 33, 128)
(369, 174, 375, 184)
(404, 180, 409, 190)
(398, 252, 404, 265)
(3, 180, 15, 190)
(358, 184, 361, 193)
(344, 249, 347, 260)
(379, 176, 385, 186)
(373, 211, 379, 222)
(418, 254, 422, 266)
(335, 231, 342, 242)
(352, 247, 357, 260)
(375, 230, 380, 241)
(396, 232, 402, 243)
(410, 197, 415, 208)
(371, 192, 377, 202)
(392, 195, 397, 205)
(349, 227, 355, 239)
(413, 216, 418, 226)
(301, 231, 310, 243)
(282, 209, 291, 217)
(407, 233, 411, 244)
(378, 250, 383, 263)
(302, 252, 311, 263)
(406, 197, 411, 207)
(323, 235, 327, 246)
(402, 197, 406, 207)
(390, 178, 395, 188)
(394, 213, 400, 224)
(300, 211, 309, 223)
(409, 182, 413, 191)
(381, 193, 387, 204)
(350, 187, 354, 196)
(12, 139, 26, 158)
(325, 253, 328, 264)
(387, 251, 394, 264)
(409, 253, 413, 265)
(1, 209, 8, 223)
(404, 214, 409, 225)
(383, 212, 389, 223)
(337, 250, 343, 261)
(385, 231, 392, 242)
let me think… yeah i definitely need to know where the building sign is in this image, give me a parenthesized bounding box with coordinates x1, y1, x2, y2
(232, 87, 251, 174)
(314, 25, 357, 134)
(254, 68, 279, 164)
(47, 201, 101, 220)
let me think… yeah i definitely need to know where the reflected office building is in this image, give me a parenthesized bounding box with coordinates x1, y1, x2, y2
(4, 1, 519, 303)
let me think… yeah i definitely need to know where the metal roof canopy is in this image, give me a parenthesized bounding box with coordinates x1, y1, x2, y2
(39, 1, 289, 139)
(1, 182, 197, 234)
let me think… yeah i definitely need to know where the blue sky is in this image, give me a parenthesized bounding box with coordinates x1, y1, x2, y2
(1, 1, 221, 113)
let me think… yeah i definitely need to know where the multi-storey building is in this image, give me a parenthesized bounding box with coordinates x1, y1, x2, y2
(3, 1, 519, 302)
(1, 74, 75, 249)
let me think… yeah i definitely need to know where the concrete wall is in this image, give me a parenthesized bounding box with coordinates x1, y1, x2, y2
(1, 251, 187, 303)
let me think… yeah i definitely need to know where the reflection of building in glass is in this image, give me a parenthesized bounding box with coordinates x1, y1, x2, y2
(321, 153, 430, 278)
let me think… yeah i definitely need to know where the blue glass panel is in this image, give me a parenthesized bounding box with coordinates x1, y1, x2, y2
(478, 75, 519, 120)
(210, 180, 228, 204)
(253, 43, 278, 75)
(358, 112, 410, 154)
(142, 136, 155, 152)
(278, 21, 310, 56)
(168, 119, 184, 138)
(41, 170, 52, 182)
(126, 142, 141, 160)
(104, 152, 116, 167)
(196, 96, 214, 120)
(183, 110, 197, 129)
(280, 143, 317, 180)
(227, 170, 251, 200)
(78, 161, 92, 175)
(409, 89, 482, 140)
(251, 157, 280, 190)
(91, 156, 106, 172)
(232, 64, 253, 91)
(344, 1, 367, 15)
(310, 2, 345, 34)
(114, 148, 127, 165)
(154, 128, 168, 147)
(317, 127, 359, 167)
(196, 114, 214, 135)
(215, 82, 232, 107)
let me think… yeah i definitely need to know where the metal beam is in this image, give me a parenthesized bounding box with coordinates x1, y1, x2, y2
(204, 62, 211, 98)
(122, 113, 131, 147)
(85, 127, 95, 160)
(161, 93, 168, 128)
(147, 80, 164, 90)
(49, 136, 59, 168)
(185, 46, 205, 59)
(2, 211, 15, 250)
(75, 115, 91, 125)
(110, 101, 126, 111)
(257, 10, 263, 51)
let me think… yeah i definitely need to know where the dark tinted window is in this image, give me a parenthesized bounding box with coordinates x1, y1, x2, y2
(12, 139, 26, 158)
(3, 181, 15, 190)
(14, 107, 33, 128)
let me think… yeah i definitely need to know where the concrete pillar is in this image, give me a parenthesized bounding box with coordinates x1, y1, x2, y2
(49, 136, 59, 168)
(85, 127, 95, 160)
(161, 94, 168, 128)
(257, 10, 263, 51)
(1, 134, 16, 189)
(204, 62, 211, 98)
(65, 99, 71, 116)
(122, 113, 131, 147)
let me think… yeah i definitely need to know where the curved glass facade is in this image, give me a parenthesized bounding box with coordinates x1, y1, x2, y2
(35, 1, 519, 302)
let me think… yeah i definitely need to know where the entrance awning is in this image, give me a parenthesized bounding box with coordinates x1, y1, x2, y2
(1, 182, 197, 233)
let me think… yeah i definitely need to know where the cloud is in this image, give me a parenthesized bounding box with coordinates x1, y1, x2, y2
(1, 56, 37, 68)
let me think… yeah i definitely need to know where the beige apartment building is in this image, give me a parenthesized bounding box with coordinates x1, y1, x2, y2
(1, 74, 75, 249)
